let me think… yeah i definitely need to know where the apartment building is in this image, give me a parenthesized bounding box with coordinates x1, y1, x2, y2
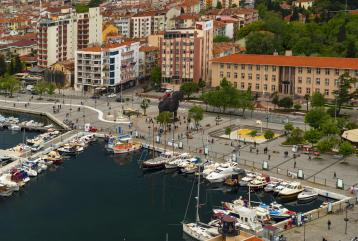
(211, 53, 358, 99)
(131, 11, 166, 38)
(113, 14, 132, 38)
(138, 45, 159, 80)
(37, 7, 102, 67)
(160, 20, 213, 84)
(75, 41, 140, 93)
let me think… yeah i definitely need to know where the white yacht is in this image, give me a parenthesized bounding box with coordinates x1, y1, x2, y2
(206, 165, 238, 183)
(165, 153, 191, 169)
(278, 182, 304, 200)
(298, 188, 318, 203)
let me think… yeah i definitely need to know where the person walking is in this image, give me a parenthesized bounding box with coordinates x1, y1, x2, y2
(327, 219, 331, 230)
(268, 154, 271, 160)
(294, 161, 296, 169)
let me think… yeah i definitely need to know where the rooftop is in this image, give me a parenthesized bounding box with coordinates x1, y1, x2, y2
(79, 41, 138, 52)
(211, 54, 358, 69)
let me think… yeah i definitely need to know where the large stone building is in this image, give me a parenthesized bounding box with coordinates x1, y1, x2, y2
(211, 53, 358, 99)
(160, 20, 213, 84)
(75, 41, 140, 93)
(37, 7, 102, 67)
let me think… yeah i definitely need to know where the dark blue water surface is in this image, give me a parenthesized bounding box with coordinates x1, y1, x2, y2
(0, 129, 38, 149)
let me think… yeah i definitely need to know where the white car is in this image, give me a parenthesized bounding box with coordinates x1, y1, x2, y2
(107, 93, 116, 98)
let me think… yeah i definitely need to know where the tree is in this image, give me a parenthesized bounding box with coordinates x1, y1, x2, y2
(333, 73, 358, 115)
(286, 127, 304, 145)
(225, 127, 232, 136)
(290, 7, 300, 21)
(339, 141, 356, 157)
(88, 0, 101, 7)
(1, 74, 20, 97)
(304, 93, 310, 111)
(249, 130, 257, 137)
(284, 122, 294, 132)
(320, 118, 339, 135)
(317, 137, 337, 153)
(156, 111, 172, 151)
(47, 82, 56, 96)
(213, 35, 231, 42)
(264, 130, 275, 140)
(304, 129, 321, 144)
(346, 40, 357, 58)
(188, 105, 204, 129)
(311, 92, 325, 107)
(198, 80, 206, 94)
(0, 55, 6, 77)
(140, 98, 150, 116)
(13, 55, 23, 74)
(304, 107, 329, 129)
(337, 23, 346, 42)
(293, 103, 301, 111)
(35, 81, 48, 99)
(246, 31, 278, 55)
(180, 82, 198, 99)
(278, 96, 293, 109)
(75, 4, 89, 13)
(216, 1, 222, 9)
(271, 92, 279, 109)
(150, 66, 162, 89)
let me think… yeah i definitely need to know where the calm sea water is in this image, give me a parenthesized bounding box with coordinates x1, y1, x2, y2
(0, 130, 328, 241)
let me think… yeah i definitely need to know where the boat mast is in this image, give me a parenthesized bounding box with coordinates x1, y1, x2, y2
(248, 185, 251, 208)
(195, 165, 200, 223)
(172, 112, 175, 155)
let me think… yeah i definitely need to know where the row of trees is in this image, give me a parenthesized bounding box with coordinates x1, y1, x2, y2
(201, 78, 255, 116)
(0, 54, 23, 77)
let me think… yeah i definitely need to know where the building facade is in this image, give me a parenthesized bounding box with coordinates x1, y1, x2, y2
(37, 7, 102, 67)
(138, 45, 159, 80)
(131, 11, 166, 38)
(75, 41, 140, 93)
(211, 54, 358, 99)
(160, 20, 213, 84)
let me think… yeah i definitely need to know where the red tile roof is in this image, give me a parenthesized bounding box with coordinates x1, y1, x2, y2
(139, 45, 159, 52)
(79, 41, 138, 52)
(211, 54, 358, 69)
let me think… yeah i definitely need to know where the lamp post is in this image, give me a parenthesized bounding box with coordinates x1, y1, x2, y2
(344, 201, 349, 235)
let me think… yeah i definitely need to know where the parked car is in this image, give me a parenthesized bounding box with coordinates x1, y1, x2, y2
(107, 93, 116, 98)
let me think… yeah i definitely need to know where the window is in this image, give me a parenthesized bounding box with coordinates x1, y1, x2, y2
(241, 64, 245, 70)
(256, 65, 260, 71)
(355, 70, 358, 76)
(220, 64, 224, 69)
(325, 89, 329, 96)
(272, 66, 276, 71)
(316, 68, 321, 74)
(220, 71, 223, 78)
(241, 73, 245, 79)
(334, 79, 339, 86)
(306, 88, 311, 94)
(248, 83, 252, 89)
(248, 73, 252, 80)
(307, 68, 311, 74)
(234, 64, 238, 70)
(227, 72, 231, 78)
(255, 84, 260, 90)
(325, 78, 329, 86)
(264, 74, 268, 81)
(298, 67, 303, 74)
(297, 87, 302, 94)
(248, 65, 252, 70)
(264, 65, 268, 71)
(264, 84, 267, 91)
(316, 78, 320, 85)
(227, 64, 231, 69)
(315, 88, 320, 93)
(256, 74, 260, 80)
(271, 85, 276, 91)
(241, 82, 245, 89)
(298, 76, 302, 84)
(325, 69, 330, 75)
(272, 75, 276, 81)
(306, 77, 311, 84)
(234, 72, 238, 79)
(335, 69, 340, 75)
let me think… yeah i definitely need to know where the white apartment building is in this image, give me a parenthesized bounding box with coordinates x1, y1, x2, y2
(113, 15, 132, 37)
(75, 41, 140, 93)
(37, 7, 102, 67)
(131, 11, 166, 38)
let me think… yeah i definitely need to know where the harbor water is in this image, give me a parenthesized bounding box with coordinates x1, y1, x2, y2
(0, 139, 330, 241)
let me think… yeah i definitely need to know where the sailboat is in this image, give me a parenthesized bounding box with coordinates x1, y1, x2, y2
(182, 166, 219, 241)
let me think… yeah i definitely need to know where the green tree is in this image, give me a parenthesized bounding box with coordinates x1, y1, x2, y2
(304, 129, 321, 144)
(150, 66, 162, 89)
(75, 4, 89, 13)
(35, 81, 48, 99)
(1, 74, 20, 97)
(316, 137, 337, 153)
(271, 92, 279, 109)
(188, 105, 204, 129)
(290, 7, 300, 21)
(140, 98, 150, 116)
(339, 141, 356, 157)
(0, 55, 6, 77)
(311, 91, 325, 107)
(333, 73, 358, 116)
(278, 96, 293, 109)
(246, 31, 278, 54)
(47, 82, 56, 96)
(13, 55, 23, 74)
(284, 122, 294, 132)
(216, 1, 222, 9)
(156, 111, 172, 151)
(293, 103, 301, 111)
(320, 118, 339, 135)
(180, 82, 198, 99)
(286, 127, 304, 145)
(249, 130, 257, 137)
(346, 40, 357, 58)
(304, 107, 329, 129)
(88, 0, 101, 7)
(213, 35, 231, 42)
(225, 127, 232, 136)
(264, 130, 275, 140)
(337, 23, 346, 42)
(198, 80, 206, 94)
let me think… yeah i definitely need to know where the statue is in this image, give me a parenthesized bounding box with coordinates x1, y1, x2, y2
(158, 91, 184, 121)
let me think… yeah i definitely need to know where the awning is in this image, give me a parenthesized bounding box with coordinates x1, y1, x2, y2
(342, 129, 358, 143)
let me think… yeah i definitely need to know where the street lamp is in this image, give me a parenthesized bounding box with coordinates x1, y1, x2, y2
(344, 201, 349, 235)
